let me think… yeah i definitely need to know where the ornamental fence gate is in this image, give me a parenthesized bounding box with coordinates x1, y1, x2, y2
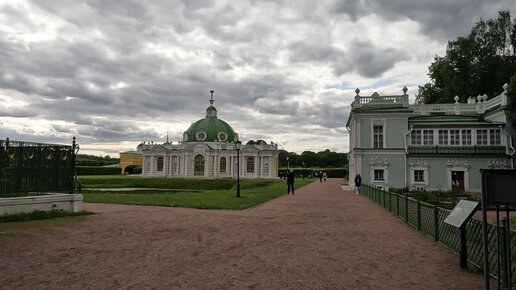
(0, 138, 79, 197)
(362, 184, 516, 286)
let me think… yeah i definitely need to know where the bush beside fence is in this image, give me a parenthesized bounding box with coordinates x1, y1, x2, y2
(77, 166, 121, 175)
(362, 184, 515, 284)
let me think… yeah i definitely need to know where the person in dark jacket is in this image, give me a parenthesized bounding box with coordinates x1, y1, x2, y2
(354, 174, 362, 195)
(287, 170, 295, 194)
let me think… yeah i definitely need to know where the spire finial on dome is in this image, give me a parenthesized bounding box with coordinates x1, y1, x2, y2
(209, 90, 215, 105)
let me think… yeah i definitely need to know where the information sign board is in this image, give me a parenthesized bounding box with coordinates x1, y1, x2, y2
(481, 169, 516, 205)
(444, 200, 479, 228)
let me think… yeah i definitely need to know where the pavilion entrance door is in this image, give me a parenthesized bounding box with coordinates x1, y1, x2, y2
(194, 155, 205, 176)
(451, 171, 465, 191)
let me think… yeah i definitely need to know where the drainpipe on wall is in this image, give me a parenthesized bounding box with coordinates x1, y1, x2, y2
(346, 126, 352, 185)
(502, 126, 515, 168)
(403, 125, 414, 188)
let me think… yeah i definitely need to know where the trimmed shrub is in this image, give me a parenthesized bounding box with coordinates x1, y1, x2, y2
(77, 166, 121, 175)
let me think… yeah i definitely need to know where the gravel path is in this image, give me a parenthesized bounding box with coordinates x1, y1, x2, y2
(0, 178, 486, 289)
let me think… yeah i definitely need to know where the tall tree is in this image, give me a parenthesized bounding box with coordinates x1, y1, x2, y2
(419, 11, 516, 104)
(507, 73, 516, 129)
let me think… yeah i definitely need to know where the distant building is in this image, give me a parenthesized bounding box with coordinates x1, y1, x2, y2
(119, 146, 143, 174)
(347, 85, 515, 192)
(138, 92, 279, 178)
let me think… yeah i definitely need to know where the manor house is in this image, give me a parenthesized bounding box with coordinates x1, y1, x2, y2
(347, 85, 515, 192)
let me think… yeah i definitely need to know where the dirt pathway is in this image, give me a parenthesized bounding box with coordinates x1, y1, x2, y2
(0, 179, 486, 289)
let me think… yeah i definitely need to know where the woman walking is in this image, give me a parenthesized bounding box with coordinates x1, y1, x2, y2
(354, 174, 362, 195)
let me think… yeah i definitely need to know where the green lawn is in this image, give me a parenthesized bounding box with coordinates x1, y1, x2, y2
(83, 178, 314, 210)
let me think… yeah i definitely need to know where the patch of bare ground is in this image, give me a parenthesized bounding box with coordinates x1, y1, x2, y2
(0, 179, 487, 289)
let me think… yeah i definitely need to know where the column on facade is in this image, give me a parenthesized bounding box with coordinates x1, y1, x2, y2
(163, 154, 168, 177)
(149, 155, 155, 175)
(240, 154, 244, 178)
(254, 155, 260, 178)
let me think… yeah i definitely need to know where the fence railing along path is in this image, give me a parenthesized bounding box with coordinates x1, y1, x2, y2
(361, 184, 515, 286)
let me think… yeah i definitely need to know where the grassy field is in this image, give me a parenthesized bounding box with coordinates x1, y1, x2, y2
(82, 178, 315, 210)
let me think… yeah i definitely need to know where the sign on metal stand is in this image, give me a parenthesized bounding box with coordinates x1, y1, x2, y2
(444, 200, 479, 269)
(481, 169, 516, 290)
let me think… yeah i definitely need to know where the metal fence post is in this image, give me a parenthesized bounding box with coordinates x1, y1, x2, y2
(417, 198, 421, 231)
(388, 191, 391, 212)
(434, 205, 439, 241)
(396, 193, 400, 217)
(382, 188, 386, 208)
(500, 218, 509, 289)
(405, 194, 409, 222)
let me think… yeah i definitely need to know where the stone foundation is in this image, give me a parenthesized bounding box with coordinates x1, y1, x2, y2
(0, 193, 83, 215)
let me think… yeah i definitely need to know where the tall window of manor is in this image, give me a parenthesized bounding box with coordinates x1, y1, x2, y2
(374, 169, 385, 181)
(246, 157, 255, 173)
(477, 129, 488, 145)
(373, 125, 384, 148)
(438, 130, 448, 145)
(157, 156, 164, 172)
(423, 130, 433, 145)
(264, 157, 269, 174)
(490, 129, 501, 145)
(461, 130, 472, 145)
(194, 155, 204, 176)
(411, 128, 502, 146)
(220, 157, 226, 173)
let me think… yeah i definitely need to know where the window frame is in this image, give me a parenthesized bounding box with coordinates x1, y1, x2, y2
(414, 170, 425, 182)
(246, 157, 255, 173)
(373, 125, 384, 149)
(220, 157, 226, 173)
(438, 130, 448, 145)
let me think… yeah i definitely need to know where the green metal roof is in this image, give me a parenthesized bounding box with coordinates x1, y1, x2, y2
(184, 106, 237, 142)
(409, 115, 504, 127)
(353, 104, 413, 113)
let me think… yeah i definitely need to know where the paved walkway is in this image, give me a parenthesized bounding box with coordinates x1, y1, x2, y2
(0, 179, 486, 289)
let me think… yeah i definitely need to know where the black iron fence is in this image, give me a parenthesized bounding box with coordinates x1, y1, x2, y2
(0, 138, 79, 197)
(362, 184, 516, 286)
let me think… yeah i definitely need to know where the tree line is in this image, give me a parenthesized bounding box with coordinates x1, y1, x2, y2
(76, 154, 119, 166)
(278, 149, 348, 168)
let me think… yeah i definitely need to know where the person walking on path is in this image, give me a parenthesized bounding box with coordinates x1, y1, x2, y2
(287, 170, 295, 194)
(354, 173, 362, 195)
(319, 171, 323, 182)
(322, 172, 327, 182)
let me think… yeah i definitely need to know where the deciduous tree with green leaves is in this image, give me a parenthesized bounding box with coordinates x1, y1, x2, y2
(419, 11, 516, 104)
(507, 73, 516, 129)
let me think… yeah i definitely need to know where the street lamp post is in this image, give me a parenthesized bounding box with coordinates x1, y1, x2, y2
(302, 162, 305, 180)
(286, 156, 289, 172)
(235, 140, 242, 198)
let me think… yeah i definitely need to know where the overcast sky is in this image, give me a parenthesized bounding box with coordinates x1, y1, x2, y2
(1, 1, 515, 156)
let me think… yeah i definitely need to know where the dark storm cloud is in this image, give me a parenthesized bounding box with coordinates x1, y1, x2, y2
(329, 0, 516, 39)
(0, 107, 37, 118)
(289, 42, 342, 63)
(254, 98, 299, 115)
(348, 39, 410, 78)
(300, 102, 350, 129)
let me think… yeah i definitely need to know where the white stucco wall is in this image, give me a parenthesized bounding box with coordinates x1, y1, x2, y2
(0, 194, 83, 215)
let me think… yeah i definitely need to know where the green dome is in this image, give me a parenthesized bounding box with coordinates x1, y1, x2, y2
(183, 106, 238, 142)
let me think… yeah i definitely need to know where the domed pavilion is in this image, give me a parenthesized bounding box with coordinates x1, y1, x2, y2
(140, 91, 279, 178)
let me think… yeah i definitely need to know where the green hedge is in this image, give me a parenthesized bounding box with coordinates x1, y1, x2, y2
(77, 166, 121, 175)
(124, 165, 142, 175)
